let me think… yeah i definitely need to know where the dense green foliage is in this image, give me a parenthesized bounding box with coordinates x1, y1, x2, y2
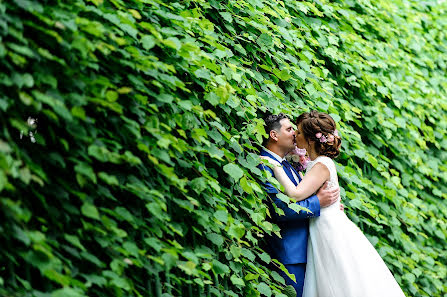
(1, 0, 446, 296)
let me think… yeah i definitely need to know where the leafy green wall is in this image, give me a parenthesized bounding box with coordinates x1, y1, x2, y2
(0, 0, 446, 296)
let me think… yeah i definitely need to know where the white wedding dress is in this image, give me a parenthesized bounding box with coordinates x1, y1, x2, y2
(302, 156, 406, 297)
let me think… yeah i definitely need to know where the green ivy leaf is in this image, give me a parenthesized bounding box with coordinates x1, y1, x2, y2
(223, 163, 244, 181)
(228, 223, 245, 239)
(219, 12, 233, 23)
(206, 233, 224, 246)
(64, 234, 86, 251)
(256, 282, 272, 297)
(74, 163, 97, 184)
(241, 248, 256, 261)
(141, 35, 156, 50)
(194, 68, 212, 80)
(212, 259, 229, 274)
(0, 171, 7, 192)
(258, 252, 271, 264)
(230, 274, 245, 286)
(213, 210, 228, 224)
(81, 203, 100, 220)
(257, 33, 273, 49)
(51, 287, 84, 297)
(282, 285, 297, 297)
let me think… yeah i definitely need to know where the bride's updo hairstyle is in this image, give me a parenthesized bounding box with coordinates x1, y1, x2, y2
(296, 110, 342, 159)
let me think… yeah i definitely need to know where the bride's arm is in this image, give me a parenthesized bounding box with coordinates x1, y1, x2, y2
(272, 163, 330, 201)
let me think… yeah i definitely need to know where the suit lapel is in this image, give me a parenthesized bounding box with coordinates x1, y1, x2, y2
(260, 150, 279, 161)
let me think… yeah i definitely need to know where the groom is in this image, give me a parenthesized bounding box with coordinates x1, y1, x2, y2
(258, 113, 340, 297)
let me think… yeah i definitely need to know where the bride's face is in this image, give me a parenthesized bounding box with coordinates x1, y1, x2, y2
(295, 124, 309, 150)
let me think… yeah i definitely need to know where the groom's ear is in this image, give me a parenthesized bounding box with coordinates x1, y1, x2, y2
(270, 129, 279, 142)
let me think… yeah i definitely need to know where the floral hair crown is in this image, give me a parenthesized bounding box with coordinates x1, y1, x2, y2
(315, 129, 339, 143)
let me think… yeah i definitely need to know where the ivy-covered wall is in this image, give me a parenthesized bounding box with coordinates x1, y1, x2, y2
(0, 0, 446, 296)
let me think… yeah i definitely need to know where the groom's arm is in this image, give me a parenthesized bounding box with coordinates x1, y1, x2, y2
(258, 163, 321, 222)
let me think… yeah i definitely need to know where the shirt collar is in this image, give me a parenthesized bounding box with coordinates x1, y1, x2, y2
(262, 147, 285, 163)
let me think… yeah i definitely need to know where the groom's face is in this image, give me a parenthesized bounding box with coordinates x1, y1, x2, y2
(276, 118, 296, 151)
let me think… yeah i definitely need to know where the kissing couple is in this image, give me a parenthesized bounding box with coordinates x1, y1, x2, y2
(258, 111, 406, 297)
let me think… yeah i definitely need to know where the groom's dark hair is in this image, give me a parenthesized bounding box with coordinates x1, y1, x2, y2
(263, 113, 290, 145)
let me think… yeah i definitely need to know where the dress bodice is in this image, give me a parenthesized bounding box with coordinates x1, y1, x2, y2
(306, 156, 341, 214)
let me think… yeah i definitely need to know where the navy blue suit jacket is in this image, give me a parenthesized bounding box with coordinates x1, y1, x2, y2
(258, 149, 320, 264)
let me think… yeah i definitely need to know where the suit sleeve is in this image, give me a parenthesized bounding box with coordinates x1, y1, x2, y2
(257, 163, 321, 222)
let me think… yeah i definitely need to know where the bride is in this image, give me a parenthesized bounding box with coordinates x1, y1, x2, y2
(262, 111, 406, 297)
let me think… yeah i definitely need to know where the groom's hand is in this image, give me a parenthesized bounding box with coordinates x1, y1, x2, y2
(316, 182, 340, 207)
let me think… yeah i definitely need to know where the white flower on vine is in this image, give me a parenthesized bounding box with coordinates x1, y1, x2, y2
(27, 117, 37, 127)
(124, 258, 133, 265)
(29, 131, 36, 143)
